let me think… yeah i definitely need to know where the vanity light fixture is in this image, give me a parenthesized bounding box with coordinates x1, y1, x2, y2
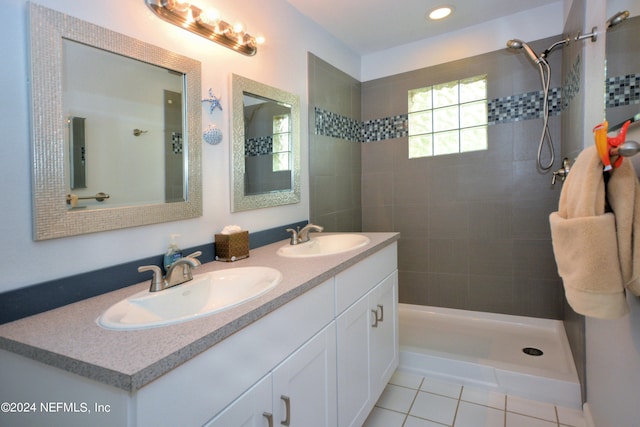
(428, 6, 454, 20)
(145, 0, 263, 56)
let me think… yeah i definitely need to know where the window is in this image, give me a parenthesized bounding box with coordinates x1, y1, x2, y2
(408, 75, 488, 158)
(272, 114, 290, 171)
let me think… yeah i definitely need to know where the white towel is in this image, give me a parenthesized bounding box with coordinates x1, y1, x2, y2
(549, 146, 630, 318)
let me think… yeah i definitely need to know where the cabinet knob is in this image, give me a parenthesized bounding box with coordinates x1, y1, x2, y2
(376, 304, 384, 322)
(280, 395, 291, 426)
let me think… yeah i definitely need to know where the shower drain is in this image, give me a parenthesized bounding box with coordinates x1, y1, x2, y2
(522, 347, 544, 356)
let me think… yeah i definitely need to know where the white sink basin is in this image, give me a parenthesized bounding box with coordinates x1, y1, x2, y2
(277, 234, 370, 258)
(97, 266, 282, 330)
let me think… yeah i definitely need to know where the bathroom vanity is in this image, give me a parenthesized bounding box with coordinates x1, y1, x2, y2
(0, 232, 398, 427)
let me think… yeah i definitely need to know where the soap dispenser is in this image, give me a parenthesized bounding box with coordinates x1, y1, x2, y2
(163, 234, 183, 271)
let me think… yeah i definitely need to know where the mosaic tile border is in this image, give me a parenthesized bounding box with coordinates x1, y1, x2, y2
(605, 73, 640, 108)
(362, 115, 408, 142)
(315, 71, 638, 143)
(314, 107, 361, 142)
(245, 135, 273, 156)
(487, 87, 562, 125)
(563, 54, 581, 110)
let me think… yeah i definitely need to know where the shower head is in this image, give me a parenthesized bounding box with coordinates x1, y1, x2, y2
(541, 38, 570, 59)
(607, 10, 630, 28)
(506, 39, 543, 64)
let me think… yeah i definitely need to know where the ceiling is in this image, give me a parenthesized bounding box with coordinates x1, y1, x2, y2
(284, 0, 559, 54)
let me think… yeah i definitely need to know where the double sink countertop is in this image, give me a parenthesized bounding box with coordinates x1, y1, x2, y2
(0, 232, 399, 392)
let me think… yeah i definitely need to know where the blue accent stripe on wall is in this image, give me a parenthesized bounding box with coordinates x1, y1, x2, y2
(0, 221, 307, 325)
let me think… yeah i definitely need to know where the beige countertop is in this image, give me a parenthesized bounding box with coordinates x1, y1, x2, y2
(0, 232, 399, 392)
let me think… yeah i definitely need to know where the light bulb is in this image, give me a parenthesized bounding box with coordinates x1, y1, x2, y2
(163, 0, 191, 13)
(428, 6, 453, 20)
(198, 8, 220, 25)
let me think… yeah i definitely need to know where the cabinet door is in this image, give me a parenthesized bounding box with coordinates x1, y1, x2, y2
(204, 374, 273, 427)
(272, 323, 337, 427)
(370, 271, 399, 396)
(336, 295, 372, 427)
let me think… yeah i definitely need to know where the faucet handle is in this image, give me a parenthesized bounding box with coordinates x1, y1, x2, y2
(285, 228, 298, 245)
(138, 265, 165, 292)
(184, 251, 202, 260)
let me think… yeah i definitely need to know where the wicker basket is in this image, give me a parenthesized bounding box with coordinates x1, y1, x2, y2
(215, 231, 249, 262)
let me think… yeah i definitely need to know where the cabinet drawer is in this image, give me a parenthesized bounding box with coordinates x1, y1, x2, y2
(335, 243, 397, 315)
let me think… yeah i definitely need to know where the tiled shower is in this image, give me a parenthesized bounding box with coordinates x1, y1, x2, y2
(308, 17, 640, 408)
(310, 30, 637, 318)
(309, 35, 567, 320)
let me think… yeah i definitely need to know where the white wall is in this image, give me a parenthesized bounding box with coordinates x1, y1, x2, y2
(361, 1, 564, 82)
(0, 0, 359, 292)
(585, 2, 640, 424)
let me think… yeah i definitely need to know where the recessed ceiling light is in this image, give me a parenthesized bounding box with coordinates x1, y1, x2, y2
(428, 6, 454, 20)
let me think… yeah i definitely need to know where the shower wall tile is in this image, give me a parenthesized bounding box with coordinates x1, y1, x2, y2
(309, 135, 336, 175)
(512, 198, 557, 240)
(393, 204, 428, 240)
(308, 53, 362, 231)
(361, 139, 395, 172)
(361, 79, 395, 121)
(361, 204, 393, 231)
(468, 201, 513, 240)
(468, 239, 514, 277)
(310, 174, 338, 216)
(426, 273, 469, 310)
(428, 201, 470, 240)
(429, 239, 469, 274)
(485, 53, 519, 100)
(515, 277, 564, 318)
(513, 240, 561, 281)
(606, 16, 640, 78)
(398, 237, 429, 273)
(426, 163, 459, 204)
(399, 271, 429, 305)
(468, 275, 515, 314)
(358, 39, 565, 320)
(312, 56, 359, 116)
(512, 115, 562, 163)
(456, 160, 514, 201)
(393, 154, 429, 206)
(512, 159, 561, 200)
(362, 171, 393, 207)
(335, 208, 362, 232)
(313, 212, 338, 233)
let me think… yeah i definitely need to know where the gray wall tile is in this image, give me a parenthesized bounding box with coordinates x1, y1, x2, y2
(361, 40, 564, 320)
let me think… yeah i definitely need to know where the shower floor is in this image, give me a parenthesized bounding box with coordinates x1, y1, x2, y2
(398, 303, 582, 409)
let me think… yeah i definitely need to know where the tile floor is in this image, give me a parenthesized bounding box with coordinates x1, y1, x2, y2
(363, 370, 586, 427)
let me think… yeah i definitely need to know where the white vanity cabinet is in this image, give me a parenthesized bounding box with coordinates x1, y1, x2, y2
(0, 238, 398, 427)
(336, 246, 399, 427)
(205, 323, 337, 427)
(271, 323, 337, 427)
(207, 242, 397, 427)
(369, 272, 398, 396)
(204, 374, 273, 427)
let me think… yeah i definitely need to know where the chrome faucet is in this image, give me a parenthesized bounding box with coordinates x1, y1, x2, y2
(138, 251, 202, 292)
(286, 223, 323, 245)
